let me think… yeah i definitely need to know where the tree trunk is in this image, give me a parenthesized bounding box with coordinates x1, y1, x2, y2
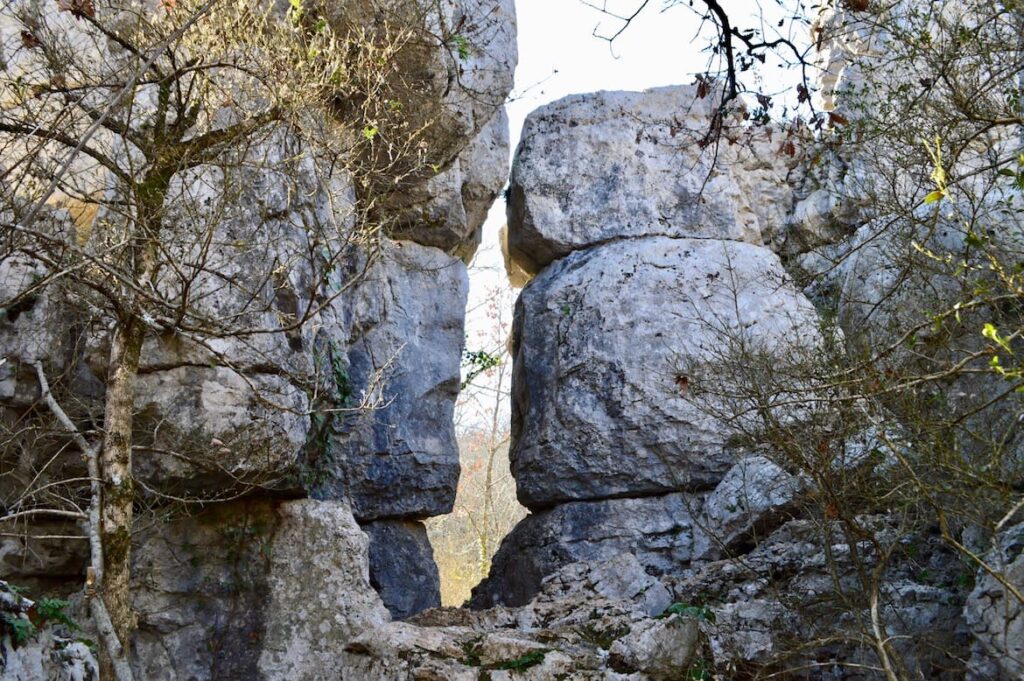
(99, 317, 145, 676)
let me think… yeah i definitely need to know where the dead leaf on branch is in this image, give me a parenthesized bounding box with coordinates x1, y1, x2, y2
(56, 0, 95, 20)
(20, 31, 42, 49)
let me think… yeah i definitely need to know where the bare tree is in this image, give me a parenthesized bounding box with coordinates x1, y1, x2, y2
(0, 0, 462, 674)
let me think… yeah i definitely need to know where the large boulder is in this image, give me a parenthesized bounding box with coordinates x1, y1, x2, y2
(509, 236, 821, 508)
(696, 455, 806, 561)
(131, 499, 388, 681)
(505, 85, 797, 276)
(392, 100, 512, 257)
(469, 493, 705, 609)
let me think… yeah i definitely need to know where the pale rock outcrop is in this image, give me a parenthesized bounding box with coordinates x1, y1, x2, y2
(131, 499, 388, 680)
(0, 581, 98, 681)
(344, 555, 699, 680)
(258, 501, 390, 679)
(964, 522, 1024, 680)
(321, 0, 516, 168)
(509, 236, 820, 508)
(505, 85, 797, 276)
(362, 519, 442, 619)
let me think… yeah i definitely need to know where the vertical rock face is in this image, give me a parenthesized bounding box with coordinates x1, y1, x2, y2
(0, 0, 518, 674)
(309, 240, 468, 523)
(130, 500, 388, 681)
(258, 502, 390, 679)
(964, 523, 1024, 680)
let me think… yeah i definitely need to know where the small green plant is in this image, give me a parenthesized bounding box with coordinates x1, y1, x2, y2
(450, 34, 471, 60)
(661, 602, 716, 625)
(2, 613, 36, 646)
(461, 349, 502, 389)
(580, 622, 630, 649)
(459, 637, 484, 667)
(35, 597, 78, 631)
(686, 656, 712, 680)
(492, 649, 547, 670)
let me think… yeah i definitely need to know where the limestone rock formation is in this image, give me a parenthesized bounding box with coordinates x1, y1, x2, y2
(344, 555, 700, 680)
(0, 0, 518, 669)
(470, 493, 704, 609)
(481, 69, 1019, 678)
(696, 455, 806, 561)
(505, 85, 797, 276)
(509, 236, 820, 508)
(964, 522, 1024, 680)
(311, 239, 468, 522)
(394, 107, 512, 259)
(664, 518, 968, 677)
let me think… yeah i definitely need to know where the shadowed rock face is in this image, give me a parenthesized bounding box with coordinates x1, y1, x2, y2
(306, 240, 468, 522)
(363, 519, 442, 619)
(468, 492, 705, 610)
(965, 523, 1024, 680)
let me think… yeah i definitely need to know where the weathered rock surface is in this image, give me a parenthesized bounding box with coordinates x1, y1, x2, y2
(0, 0, 519, 677)
(696, 455, 806, 561)
(509, 236, 821, 508)
(311, 240, 468, 521)
(965, 522, 1024, 680)
(0, 520, 89, 581)
(319, 0, 516, 166)
(131, 499, 388, 681)
(505, 85, 797, 275)
(394, 106, 512, 258)
(363, 519, 442, 619)
(469, 493, 704, 609)
(665, 518, 970, 678)
(344, 555, 699, 680)
(328, 0, 517, 254)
